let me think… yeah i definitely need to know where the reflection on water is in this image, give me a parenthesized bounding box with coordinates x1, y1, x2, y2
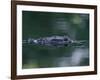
(55, 48, 89, 67)
(22, 46, 89, 68)
(22, 11, 89, 69)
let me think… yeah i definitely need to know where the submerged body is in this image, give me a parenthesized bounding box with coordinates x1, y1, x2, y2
(23, 36, 87, 47)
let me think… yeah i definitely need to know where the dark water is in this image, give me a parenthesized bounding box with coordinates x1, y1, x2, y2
(22, 11, 89, 69)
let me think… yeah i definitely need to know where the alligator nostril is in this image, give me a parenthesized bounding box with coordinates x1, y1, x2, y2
(33, 40, 38, 44)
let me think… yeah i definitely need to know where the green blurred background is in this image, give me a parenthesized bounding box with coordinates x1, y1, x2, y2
(22, 11, 89, 69)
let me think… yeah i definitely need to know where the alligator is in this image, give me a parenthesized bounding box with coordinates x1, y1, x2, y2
(23, 36, 87, 47)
